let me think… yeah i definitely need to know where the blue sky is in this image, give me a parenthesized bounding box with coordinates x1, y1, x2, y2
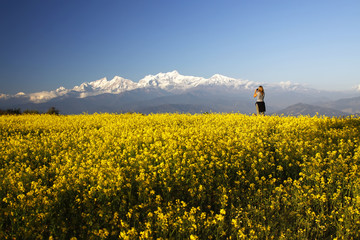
(1, 0, 359, 94)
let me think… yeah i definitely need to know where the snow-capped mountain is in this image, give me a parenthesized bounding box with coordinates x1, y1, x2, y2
(137, 71, 259, 90)
(0, 71, 357, 115)
(138, 71, 205, 90)
(1, 70, 262, 103)
(73, 76, 138, 98)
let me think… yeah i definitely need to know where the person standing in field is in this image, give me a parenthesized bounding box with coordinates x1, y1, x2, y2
(254, 86, 266, 115)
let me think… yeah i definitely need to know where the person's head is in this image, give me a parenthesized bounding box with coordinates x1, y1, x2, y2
(258, 86, 264, 93)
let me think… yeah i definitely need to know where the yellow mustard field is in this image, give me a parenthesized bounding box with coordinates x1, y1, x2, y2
(1, 113, 360, 239)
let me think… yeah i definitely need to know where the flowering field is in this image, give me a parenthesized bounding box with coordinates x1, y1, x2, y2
(1, 113, 360, 239)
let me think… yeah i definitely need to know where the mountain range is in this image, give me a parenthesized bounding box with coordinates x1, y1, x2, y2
(1, 70, 359, 116)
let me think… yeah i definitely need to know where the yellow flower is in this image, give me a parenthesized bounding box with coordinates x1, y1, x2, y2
(190, 234, 198, 240)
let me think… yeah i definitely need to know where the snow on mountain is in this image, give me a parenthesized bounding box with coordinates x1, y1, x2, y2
(73, 76, 138, 98)
(1, 71, 310, 103)
(73, 76, 137, 93)
(15, 76, 139, 103)
(0, 94, 8, 99)
(277, 81, 303, 91)
(265, 81, 316, 93)
(355, 84, 360, 92)
(0, 92, 27, 100)
(205, 74, 258, 89)
(137, 71, 260, 91)
(16, 92, 26, 96)
(29, 91, 62, 103)
(138, 70, 205, 91)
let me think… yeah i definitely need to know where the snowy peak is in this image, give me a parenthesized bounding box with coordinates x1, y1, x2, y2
(138, 70, 203, 90)
(72, 76, 138, 98)
(206, 74, 257, 89)
(137, 71, 255, 91)
(266, 81, 315, 92)
(97, 76, 137, 92)
(89, 77, 109, 89)
(1, 70, 313, 103)
(355, 84, 360, 92)
(112, 76, 138, 90)
(278, 81, 303, 91)
(87, 76, 136, 91)
(0, 94, 9, 99)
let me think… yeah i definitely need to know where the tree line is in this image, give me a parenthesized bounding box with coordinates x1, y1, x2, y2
(0, 107, 60, 115)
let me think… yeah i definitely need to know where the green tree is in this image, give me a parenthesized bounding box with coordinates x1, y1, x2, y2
(46, 107, 59, 115)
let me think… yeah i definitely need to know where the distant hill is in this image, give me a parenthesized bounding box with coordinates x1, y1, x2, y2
(319, 96, 360, 115)
(275, 103, 348, 117)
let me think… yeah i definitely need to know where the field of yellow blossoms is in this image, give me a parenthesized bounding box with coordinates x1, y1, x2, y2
(1, 113, 360, 239)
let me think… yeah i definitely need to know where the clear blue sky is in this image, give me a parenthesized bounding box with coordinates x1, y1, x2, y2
(1, 0, 359, 94)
